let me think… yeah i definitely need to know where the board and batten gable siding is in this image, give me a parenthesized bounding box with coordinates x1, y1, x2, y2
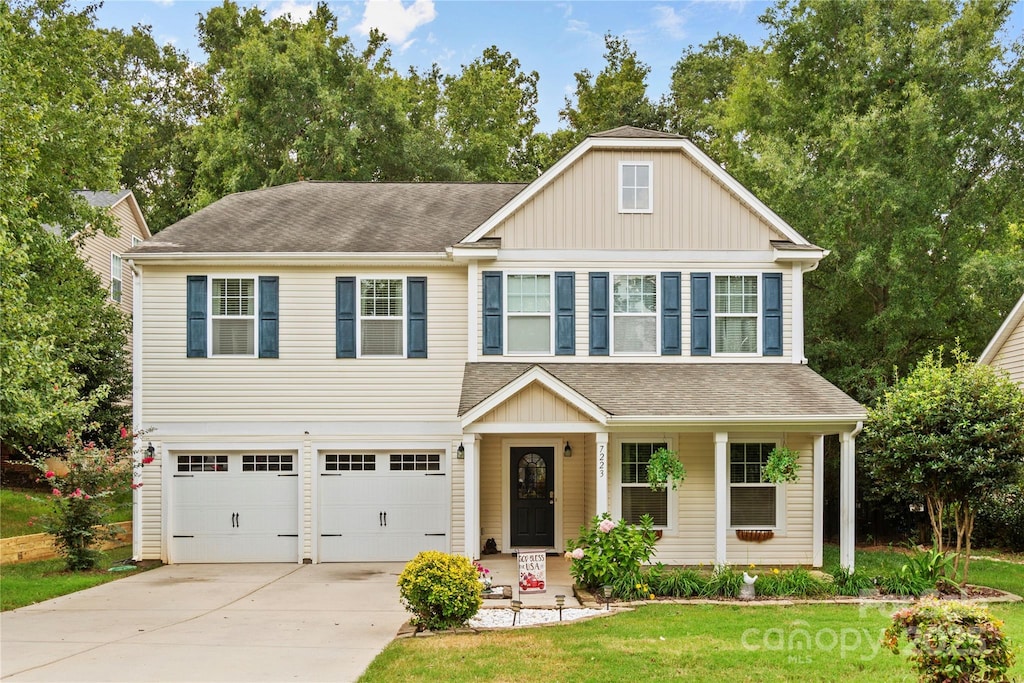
(476, 261, 792, 361)
(139, 264, 469, 422)
(490, 150, 782, 250)
(476, 383, 594, 423)
(990, 316, 1024, 386)
(79, 199, 147, 316)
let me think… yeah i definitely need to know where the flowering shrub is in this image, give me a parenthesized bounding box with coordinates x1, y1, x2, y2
(564, 513, 656, 594)
(398, 551, 482, 630)
(473, 560, 492, 591)
(883, 599, 1015, 682)
(30, 428, 141, 570)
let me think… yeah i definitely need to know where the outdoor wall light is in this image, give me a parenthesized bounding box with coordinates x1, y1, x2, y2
(456, 443, 465, 459)
(563, 441, 572, 458)
(555, 594, 565, 621)
(602, 584, 613, 611)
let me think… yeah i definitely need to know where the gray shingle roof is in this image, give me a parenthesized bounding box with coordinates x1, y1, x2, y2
(589, 126, 685, 140)
(77, 189, 132, 208)
(131, 181, 527, 255)
(459, 363, 865, 419)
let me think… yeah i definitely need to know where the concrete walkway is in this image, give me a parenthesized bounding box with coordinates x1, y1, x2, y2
(1, 563, 408, 682)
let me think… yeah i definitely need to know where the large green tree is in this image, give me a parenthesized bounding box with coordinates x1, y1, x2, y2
(697, 0, 1024, 402)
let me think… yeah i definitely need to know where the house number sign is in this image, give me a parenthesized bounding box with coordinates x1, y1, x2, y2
(598, 442, 606, 479)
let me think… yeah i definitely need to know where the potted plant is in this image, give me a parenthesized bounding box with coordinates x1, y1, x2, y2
(646, 447, 686, 491)
(762, 445, 801, 484)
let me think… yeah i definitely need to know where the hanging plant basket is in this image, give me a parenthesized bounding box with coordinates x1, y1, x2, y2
(735, 529, 774, 543)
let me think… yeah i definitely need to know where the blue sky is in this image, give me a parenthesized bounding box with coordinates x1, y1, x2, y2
(82, 0, 1023, 132)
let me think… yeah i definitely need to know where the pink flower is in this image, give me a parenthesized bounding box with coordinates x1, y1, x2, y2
(142, 456, 154, 464)
(130, 482, 143, 490)
(598, 519, 616, 533)
(44, 470, 55, 479)
(571, 548, 585, 560)
(120, 426, 128, 439)
(52, 489, 62, 497)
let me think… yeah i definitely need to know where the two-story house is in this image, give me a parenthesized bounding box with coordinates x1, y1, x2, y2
(127, 127, 866, 570)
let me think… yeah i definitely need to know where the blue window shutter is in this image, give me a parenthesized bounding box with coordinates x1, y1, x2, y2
(482, 271, 502, 355)
(589, 272, 609, 356)
(336, 277, 356, 358)
(555, 272, 575, 356)
(258, 276, 279, 358)
(186, 276, 207, 358)
(407, 276, 427, 358)
(661, 272, 682, 355)
(691, 272, 711, 356)
(763, 272, 783, 356)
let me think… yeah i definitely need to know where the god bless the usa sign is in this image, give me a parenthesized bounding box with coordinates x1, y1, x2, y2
(517, 550, 546, 594)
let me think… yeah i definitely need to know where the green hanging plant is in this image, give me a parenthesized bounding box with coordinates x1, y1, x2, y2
(646, 447, 687, 491)
(762, 445, 802, 484)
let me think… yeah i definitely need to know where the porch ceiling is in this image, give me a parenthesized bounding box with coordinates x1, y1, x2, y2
(459, 363, 866, 421)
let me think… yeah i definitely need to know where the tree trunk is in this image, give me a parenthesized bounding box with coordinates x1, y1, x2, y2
(925, 496, 945, 554)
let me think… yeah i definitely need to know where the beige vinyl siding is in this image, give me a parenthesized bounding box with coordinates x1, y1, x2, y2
(477, 383, 594, 423)
(561, 434, 587, 544)
(78, 199, 147, 317)
(140, 265, 468, 422)
(302, 438, 313, 560)
(479, 435, 503, 550)
(651, 433, 716, 565)
(476, 262, 792, 361)
(138, 444, 163, 560)
(492, 150, 782, 250)
(583, 434, 596, 523)
(991, 317, 1024, 386)
(452, 448, 465, 555)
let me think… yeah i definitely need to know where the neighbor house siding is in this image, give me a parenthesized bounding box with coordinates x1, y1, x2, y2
(491, 150, 781, 250)
(990, 317, 1024, 386)
(140, 264, 469, 422)
(79, 199, 146, 317)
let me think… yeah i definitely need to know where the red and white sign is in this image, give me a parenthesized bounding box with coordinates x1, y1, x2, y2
(517, 549, 546, 594)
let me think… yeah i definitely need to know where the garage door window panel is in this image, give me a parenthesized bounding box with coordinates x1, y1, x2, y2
(390, 453, 441, 471)
(178, 455, 228, 472)
(242, 454, 294, 472)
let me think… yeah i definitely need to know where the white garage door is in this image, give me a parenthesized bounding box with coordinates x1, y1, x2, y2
(319, 452, 448, 562)
(171, 453, 299, 563)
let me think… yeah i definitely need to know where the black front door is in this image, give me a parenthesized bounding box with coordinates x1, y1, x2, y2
(509, 447, 555, 547)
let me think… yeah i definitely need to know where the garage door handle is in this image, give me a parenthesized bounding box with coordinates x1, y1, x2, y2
(278, 473, 298, 477)
(321, 534, 343, 537)
(424, 533, 446, 537)
(277, 534, 298, 537)
(231, 512, 239, 528)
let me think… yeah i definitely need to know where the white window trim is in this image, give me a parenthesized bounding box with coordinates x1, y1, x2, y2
(131, 235, 143, 248)
(109, 253, 123, 303)
(711, 271, 762, 357)
(611, 436, 677, 534)
(609, 271, 661, 356)
(207, 275, 259, 359)
(356, 276, 406, 359)
(726, 438, 787, 534)
(618, 161, 653, 214)
(503, 271, 555, 356)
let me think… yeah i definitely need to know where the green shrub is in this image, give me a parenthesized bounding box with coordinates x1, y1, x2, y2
(701, 565, 743, 598)
(973, 481, 1024, 552)
(828, 566, 877, 596)
(902, 546, 953, 584)
(878, 567, 934, 597)
(397, 551, 482, 630)
(883, 599, 1015, 682)
(647, 565, 706, 598)
(565, 513, 656, 593)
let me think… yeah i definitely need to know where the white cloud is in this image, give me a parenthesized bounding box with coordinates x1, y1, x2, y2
(356, 0, 436, 44)
(267, 0, 317, 22)
(556, 2, 572, 19)
(652, 5, 686, 40)
(151, 0, 174, 6)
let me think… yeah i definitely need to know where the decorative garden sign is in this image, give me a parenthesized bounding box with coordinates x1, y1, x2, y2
(517, 549, 546, 594)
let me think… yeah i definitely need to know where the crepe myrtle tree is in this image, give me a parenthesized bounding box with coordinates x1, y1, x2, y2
(862, 345, 1024, 583)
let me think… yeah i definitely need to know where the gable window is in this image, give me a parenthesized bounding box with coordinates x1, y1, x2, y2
(620, 442, 668, 526)
(131, 235, 143, 248)
(714, 275, 758, 354)
(729, 442, 779, 528)
(612, 274, 657, 354)
(110, 254, 123, 303)
(211, 278, 256, 356)
(619, 162, 652, 213)
(506, 274, 552, 354)
(360, 278, 403, 356)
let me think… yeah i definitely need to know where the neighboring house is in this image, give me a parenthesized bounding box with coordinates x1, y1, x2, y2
(979, 292, 1024, 386)
(127, 127, 867, 570)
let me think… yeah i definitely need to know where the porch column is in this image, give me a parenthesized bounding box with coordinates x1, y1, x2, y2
(462, 434, 479, 560)
(840, 430, 857, 571)
(595, 432, 609, 515)
(714, 432, 728, 566)
(812, 434, 825, 568)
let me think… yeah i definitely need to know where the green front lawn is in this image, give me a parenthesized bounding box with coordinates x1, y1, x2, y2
(1, 486, 132, 538)
(361, 547, 1024, 682)
(0, 546, 148, 611)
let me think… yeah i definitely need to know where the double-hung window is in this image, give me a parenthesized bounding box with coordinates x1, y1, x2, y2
(506, 274, 552, 354)
(110, 254, 123, 303)
(211, 278, 256, 356)
(612, 274, 657, 354)
(714, 275, 758, 354)
(729, 442, 779, 528)
(620, 442, 669, 526)
(619, 162, 652, 213)
(360, 278, 403, 356)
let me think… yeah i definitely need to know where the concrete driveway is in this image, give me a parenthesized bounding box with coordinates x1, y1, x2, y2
(1, 563, 408, 682)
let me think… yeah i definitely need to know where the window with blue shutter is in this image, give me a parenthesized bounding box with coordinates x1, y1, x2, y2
(555, 272, 575, 356)
(186, 276, 207, 358)
(336, 277, 356, 358)
(258, 277, 279, 358)
(482, 271, 502, 355)
(762, 273, 783, 356)
(589, 272, 609, 356)
(407, 276, 427, 358)
(690, 272, 711, 356)
(661, 272, 681, 355)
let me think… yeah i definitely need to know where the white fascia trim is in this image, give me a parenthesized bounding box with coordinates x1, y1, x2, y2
(118, 191, 153, 239)
(451, 247, 499, 261)
(145, 420, 462, 437)
(460, 366, 610, 428)
(127, 252, 454, 266)
(680, 140, 810, 246)
(465, 422, 604, 434)
(497, 249, 777, 263)
(773, 248, 827, 262)
(978, 291, 1024, 365)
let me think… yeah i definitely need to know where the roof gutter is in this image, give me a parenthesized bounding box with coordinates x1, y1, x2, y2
(126, 251, 455, 266)
(607, 414, 868, 426)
